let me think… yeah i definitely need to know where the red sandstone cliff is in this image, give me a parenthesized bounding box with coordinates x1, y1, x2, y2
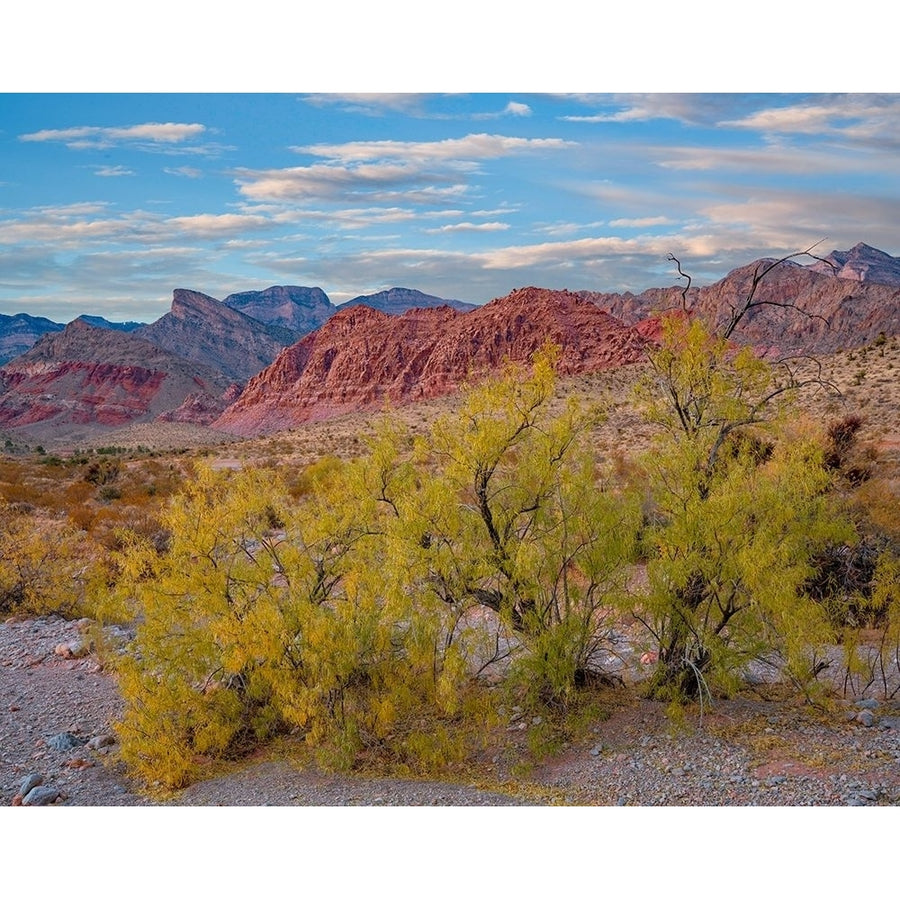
(214, 288, 650, 437)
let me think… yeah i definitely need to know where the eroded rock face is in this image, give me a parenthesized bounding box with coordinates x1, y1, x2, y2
(808, 242, 900, 287)
(0, 319, 233, 435)
(134, 289, 297, 383)
(223, 285, 336, 335)
(588, 248, 900, 354)
(214, 288, 649, 436)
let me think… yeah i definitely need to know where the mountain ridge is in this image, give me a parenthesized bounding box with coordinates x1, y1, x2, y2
(0, 320, 235, 440)
(214, 288, 649, 437)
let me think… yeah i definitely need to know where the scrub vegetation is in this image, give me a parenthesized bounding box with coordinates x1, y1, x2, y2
(2, 296, 898, 790)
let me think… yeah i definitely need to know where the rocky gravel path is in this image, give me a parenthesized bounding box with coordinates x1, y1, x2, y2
(3, 615, 899, 807)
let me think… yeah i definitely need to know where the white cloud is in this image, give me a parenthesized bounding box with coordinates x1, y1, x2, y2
(94, 165, 135, 177)
(164, 166, 204, 178)
(293, 133, 573, 164)
(20, 122, 207, 149)
(426, 221, 510, 233)
(721, 95, 900, 144)
(560, 95, 747, 126)
(609, 216, 674, 228)
(504, 102, 531, 117)
(235, 161, 454, 202)
(238, 134, 575, 205)
(655, 144, 853, 174)
(0, 207, 276, 247)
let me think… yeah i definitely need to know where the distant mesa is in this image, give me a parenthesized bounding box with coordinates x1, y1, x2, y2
(223, 285, 336, 335)
(338, 286, 477, 315)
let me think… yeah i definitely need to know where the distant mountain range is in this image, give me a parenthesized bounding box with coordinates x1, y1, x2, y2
(586, 243, 900, 354)
(0, 285, 473, 367)
(338, 287, 477, 316)
(0, 244, 898, 442)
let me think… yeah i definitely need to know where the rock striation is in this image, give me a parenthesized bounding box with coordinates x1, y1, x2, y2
(808, 242, 900, 287)
(214, 287, 649, 436)
(0, 319, 234, 438)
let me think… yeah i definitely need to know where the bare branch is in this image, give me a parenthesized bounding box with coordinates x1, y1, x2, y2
(722, 240, 835, 340)
(667, 253, 692, 312)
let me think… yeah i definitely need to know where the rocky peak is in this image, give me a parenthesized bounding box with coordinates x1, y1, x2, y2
(223, 285, 335, 334)
(340, 286, 476, 315)
(134, 289, 297, 383)
(169, 288, 223, 319)
(808, 243, 900, 286)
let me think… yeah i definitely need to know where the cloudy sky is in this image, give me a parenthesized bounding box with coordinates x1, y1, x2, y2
(2, 91, 899, 323)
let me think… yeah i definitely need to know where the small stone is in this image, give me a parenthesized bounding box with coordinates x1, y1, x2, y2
(46, 732, 87, 751)
(589, 745, 602, 757)
(22, 785, 61, 806)
(86, 733, 116, 750)
(19, 773, 43, 796)
(531, 716, 543, 726)
(767, 775, 787, 785)
(856, 709, 876, 727)
(855, 698, 880, 710)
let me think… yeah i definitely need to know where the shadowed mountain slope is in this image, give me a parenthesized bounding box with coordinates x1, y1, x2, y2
(134, 289, 297, 383)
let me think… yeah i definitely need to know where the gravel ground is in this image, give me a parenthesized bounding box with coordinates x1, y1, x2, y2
(3, 614, 900, 807)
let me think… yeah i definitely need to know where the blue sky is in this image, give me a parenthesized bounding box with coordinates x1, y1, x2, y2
(3, 87, 899, 323)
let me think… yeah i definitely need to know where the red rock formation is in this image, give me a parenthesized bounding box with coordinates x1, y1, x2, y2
(214, 288, 650, 436)
(0, 320, 233, 438)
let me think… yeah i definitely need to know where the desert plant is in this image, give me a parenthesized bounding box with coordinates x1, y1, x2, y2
(634, 315, 852, 700)
(111, 352, 642, 785)
(0, 500, 94, 618)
